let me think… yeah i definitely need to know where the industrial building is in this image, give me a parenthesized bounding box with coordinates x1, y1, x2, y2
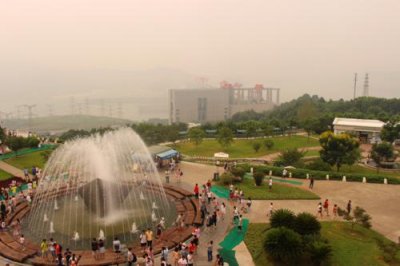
(169, 83, 280, 124)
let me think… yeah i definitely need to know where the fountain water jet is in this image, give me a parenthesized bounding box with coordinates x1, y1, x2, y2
(25, 128, 174, 248)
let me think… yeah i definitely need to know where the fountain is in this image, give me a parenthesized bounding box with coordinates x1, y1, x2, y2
(131, 223, 138, 234)
(98, 229, 105, 240)
(49, 221, 55, 234)
(72, 231, 80, 241)
(24, 128, 175, 248)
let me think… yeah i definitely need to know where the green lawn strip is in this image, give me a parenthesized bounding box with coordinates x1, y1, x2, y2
(218, 218, 250, 266)
(244, 223, 272, 266)
(174, 135, 319, 158)
(244, 222, 400, 266)
(4, 150, 47, 171)
(244, 172, 303, 186)
(0, 169, 13, 181)
(231, 178, 319, 200)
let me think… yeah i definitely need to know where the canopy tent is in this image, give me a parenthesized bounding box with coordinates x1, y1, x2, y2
(156, 149, 179, 160)
(214, 152, 229, 159)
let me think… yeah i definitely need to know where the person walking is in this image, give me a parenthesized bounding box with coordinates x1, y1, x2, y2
(127, 247, 137, 266)
(347, 200, 352, 214)
(145, 228, 153, 248)
(268, 177, 273, 190)
(333, 204, 338, 218)
(317, 202, 323, 218)
(323, 199, 329, 216)
(193, 184, 199, 199)
(309, 177, 314, 189)
(207, 240, 214, 262)
(268, 202, 274, 217)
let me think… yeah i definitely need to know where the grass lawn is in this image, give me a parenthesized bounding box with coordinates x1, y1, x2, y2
(229, 178, 319, 200)
(174, 135, 319, 158)
(5, 151, 47, 171)
(304, 150, 320, 157)
(340, 164, 400, 178)
(0, 169, 13, 181)
(245, 222, 400, 266)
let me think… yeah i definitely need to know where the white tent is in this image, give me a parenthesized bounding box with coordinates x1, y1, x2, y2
(214, 152, 229, 159)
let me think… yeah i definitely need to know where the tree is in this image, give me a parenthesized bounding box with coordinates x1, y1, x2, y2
(253, 171, 265, 186)
(188, 127, 205, 146)
(264, 227, 303, 263)
(371, 142, 396, 172)
(294, 212, 321, 236)
(381, 120, 400, 143)
(26, 136, 40, 148)
(252, 142, 261, 153)
(217, 126, 234, 149)
(270, 209, 296, 229)
(319, 131, 360, 171)
(264, 139, 274, 150)
(6, 136, 26, 156)
(277, 148, 305, 166)
(0, 126, 5, 143)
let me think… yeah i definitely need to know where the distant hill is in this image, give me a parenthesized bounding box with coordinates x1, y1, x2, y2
(3, 115, 133, 135)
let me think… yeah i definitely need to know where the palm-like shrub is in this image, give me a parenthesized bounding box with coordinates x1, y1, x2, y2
(253, 171, 265, 186)
(270, 209, 296, 229)
(294, 212, 321, 236)
(308, 240, 332, 266)
(264, 227, 303, 262)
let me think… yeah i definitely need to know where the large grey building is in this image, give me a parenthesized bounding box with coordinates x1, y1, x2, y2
(169, 86, 280, 124)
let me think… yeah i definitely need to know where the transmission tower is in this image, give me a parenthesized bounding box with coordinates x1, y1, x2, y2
(23, 104, 36, 131)
(353, 73, 357, 99)
(363, 73, 369, 97)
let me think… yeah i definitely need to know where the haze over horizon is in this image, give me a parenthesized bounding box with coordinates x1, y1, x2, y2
(1, 0, 400, 120)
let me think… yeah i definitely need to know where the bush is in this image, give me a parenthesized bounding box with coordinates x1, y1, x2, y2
(305, 159, 332, 171)
(264, 139, 274, 150)
(278, 148, 305, 166)
(270, 209, 296, 229)
(294, 212, 321, 236)
(253, 171, 265, 186)
(308, 240, 332, 266)
(264, 227, 303, 263)
(252, 142, 262, 152)
(238, 164, 400, 185)
(220, 172, 234, 185)
(353, 207, 372, 229)
(230, 167, 246, 179)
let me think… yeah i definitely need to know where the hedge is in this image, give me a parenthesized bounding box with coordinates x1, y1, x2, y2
(240, 164, 400, 185)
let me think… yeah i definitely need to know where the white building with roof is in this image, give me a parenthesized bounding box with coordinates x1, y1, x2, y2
(333, 117, 385, 144)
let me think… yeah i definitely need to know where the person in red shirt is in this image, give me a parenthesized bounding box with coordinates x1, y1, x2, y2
(55, 242, 62, 265)
(194, 184, 199, 199)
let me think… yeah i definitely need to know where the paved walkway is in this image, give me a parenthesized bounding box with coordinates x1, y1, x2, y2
(0, 161, 33, 180)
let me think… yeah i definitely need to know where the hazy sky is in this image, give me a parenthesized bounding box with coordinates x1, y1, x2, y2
(1, 0, 400, 118)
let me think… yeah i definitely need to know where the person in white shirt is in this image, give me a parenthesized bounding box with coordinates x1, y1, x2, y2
(178, 255, 188, 266)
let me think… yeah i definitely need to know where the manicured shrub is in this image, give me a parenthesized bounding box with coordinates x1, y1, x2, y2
(294, 212, 321, 236)
(220, 172, 234, 185)
(264, 227, 303, 262)
(253, 171, 265, 186)
(240, 164, 400, 185)
(270, 209, 296, 229)
(308, 240, 332, 266)
(306, 158, 332, 171)
(230, 167, 246, 179)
